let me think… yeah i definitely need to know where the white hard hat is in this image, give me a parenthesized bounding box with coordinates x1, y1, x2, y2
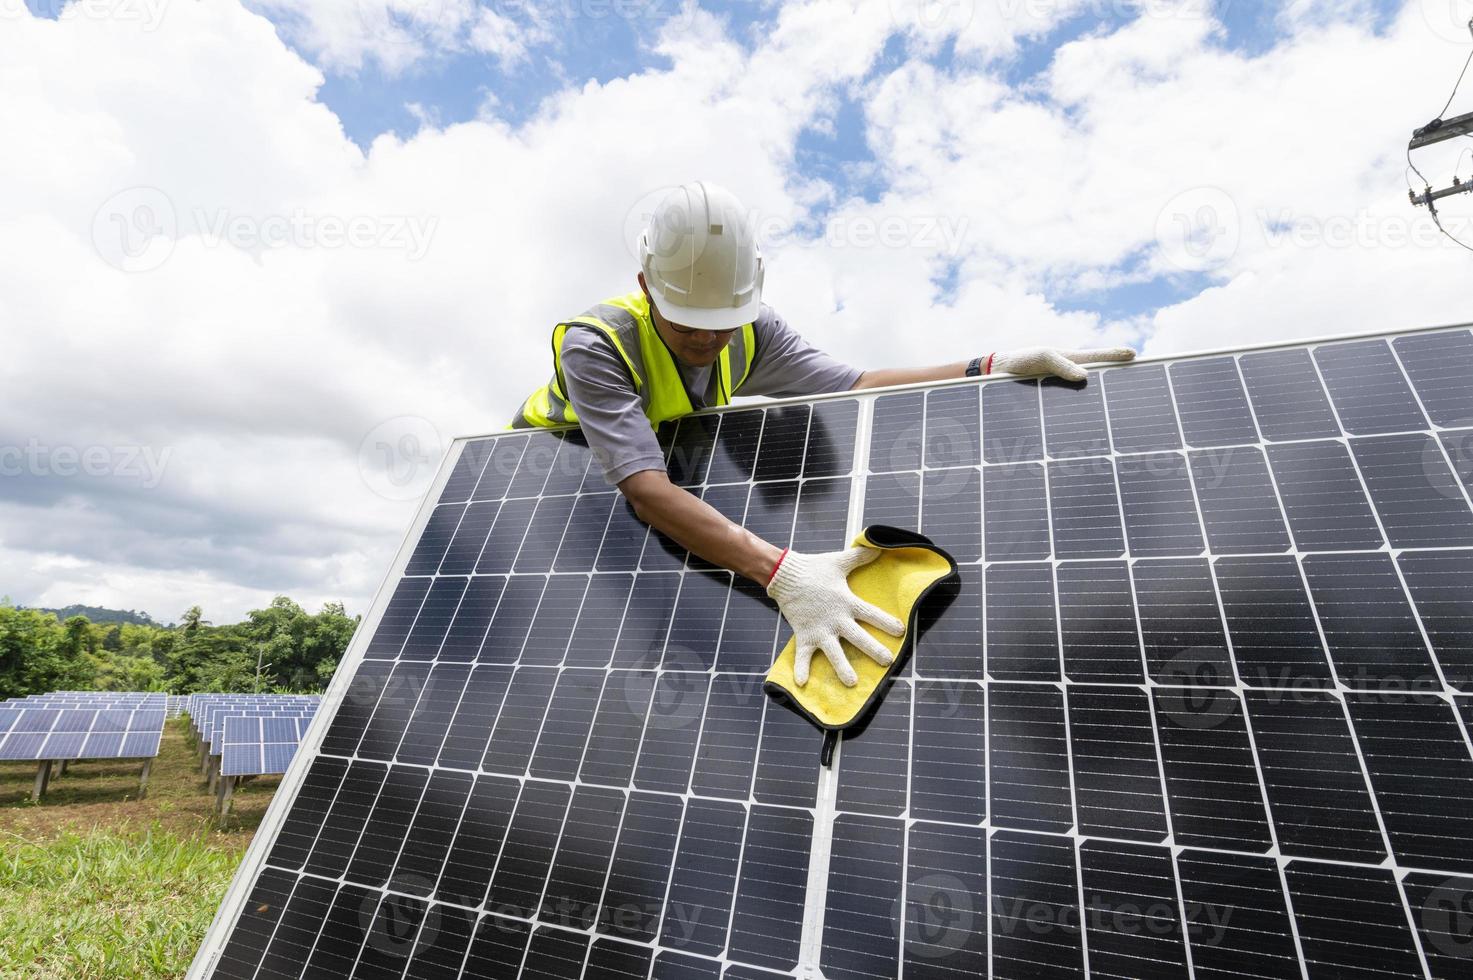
(639, 181, 764, 331)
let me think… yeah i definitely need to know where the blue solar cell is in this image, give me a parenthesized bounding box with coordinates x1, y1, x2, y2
(15, 709, 58, 733)
(0, 734, 46, 760)
(83, 732, 124, 757)
(263, 743, 298, 774)
(42, 732, 87, 757)
(95, 709, 131, 732)
(131, 709, 165, 730)
(223, 744, 262, 778)
(121, 732, 161, 757)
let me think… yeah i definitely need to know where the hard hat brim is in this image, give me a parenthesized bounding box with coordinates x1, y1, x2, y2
(647, 291, 761, 332)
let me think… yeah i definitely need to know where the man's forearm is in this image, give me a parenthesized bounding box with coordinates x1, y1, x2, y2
(618, 470, 783, 584)
(851, 361, 970, 390)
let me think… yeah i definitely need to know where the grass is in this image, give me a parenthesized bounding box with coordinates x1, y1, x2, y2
(0, 719, 281, 979)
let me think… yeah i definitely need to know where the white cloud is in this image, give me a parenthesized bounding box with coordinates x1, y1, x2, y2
(4, 0, 1471, 621)
(241, 0, 479, 74)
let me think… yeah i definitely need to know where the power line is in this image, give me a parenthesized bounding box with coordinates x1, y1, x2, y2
(1406, 17, 1473, 251)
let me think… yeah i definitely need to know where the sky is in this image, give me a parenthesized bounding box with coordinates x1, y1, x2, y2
(3, 0, 1471, 623)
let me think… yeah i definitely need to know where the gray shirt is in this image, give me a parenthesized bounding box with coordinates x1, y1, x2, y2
(561, 304, 862, 485)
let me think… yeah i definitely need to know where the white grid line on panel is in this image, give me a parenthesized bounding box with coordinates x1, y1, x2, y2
(796, 392, 869, 977)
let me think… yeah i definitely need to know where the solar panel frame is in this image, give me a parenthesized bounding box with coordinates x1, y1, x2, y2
(189, 320, 1473, 980)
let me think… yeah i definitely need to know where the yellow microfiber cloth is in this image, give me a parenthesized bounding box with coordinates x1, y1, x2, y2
(764, 525, 958, 758)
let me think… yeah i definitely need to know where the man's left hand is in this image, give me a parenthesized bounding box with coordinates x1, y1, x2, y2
(986, 346, 1136, 382)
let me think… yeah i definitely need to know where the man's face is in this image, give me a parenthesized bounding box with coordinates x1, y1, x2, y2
(649, 303, 738, 368)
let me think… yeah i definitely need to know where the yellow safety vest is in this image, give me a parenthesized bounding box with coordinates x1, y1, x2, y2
(513, 291, 756, 430)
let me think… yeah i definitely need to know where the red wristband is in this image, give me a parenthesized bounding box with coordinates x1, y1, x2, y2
(984, 352, 995, 375)
(766, 548, 790, 587)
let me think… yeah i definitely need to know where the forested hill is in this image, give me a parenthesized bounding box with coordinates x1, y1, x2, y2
(0, 597, 358, 699)
(33, 605, 166, 627)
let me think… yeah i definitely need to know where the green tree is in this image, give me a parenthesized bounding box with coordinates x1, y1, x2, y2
(0, 608, 93, 698)
(237, 597, 358, 692)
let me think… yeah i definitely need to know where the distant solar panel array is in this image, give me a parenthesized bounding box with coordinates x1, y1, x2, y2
(187, 694, 322, 816)
(0, 691, 168, 799)
(183, 324, 1473, 979)
(223, 716, 315, 778)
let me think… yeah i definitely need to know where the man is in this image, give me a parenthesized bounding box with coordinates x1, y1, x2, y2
(514, 181, 1134, 687)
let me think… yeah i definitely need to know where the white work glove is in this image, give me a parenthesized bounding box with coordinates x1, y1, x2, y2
(766, 547, 906, 687)
(986, 346, 1136, 383)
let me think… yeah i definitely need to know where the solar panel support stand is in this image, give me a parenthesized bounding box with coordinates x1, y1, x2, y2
(138, 758, 152, 799)
(207, 756, 220, 795)
(215, 773, 235, 819)
(31, 760, 51, 802)
(57, 759, 68, 777)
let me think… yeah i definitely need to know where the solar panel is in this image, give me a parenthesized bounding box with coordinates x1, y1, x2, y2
(190, 324, 1473, 980)
(0, 706, 164, 761)
(208, 707, 317, 758)
(223, 715, 314, 777)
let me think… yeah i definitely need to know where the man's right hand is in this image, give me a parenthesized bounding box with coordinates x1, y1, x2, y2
(765, 546, 906, 687)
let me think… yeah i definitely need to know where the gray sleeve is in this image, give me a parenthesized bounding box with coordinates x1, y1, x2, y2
(559, 330, 668, 486)
(739, 306, 862, 398)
